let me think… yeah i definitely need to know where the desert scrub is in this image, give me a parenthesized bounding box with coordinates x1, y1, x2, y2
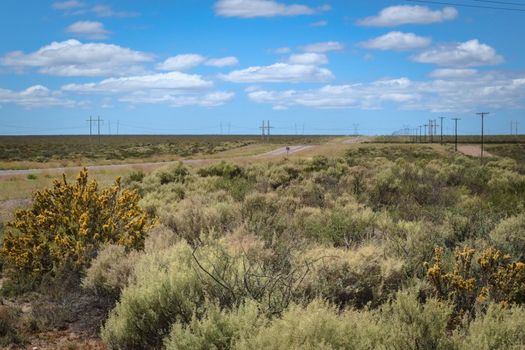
(297, 245, 405, 308)
(164, 301, 265, 350)
(453, 303, 525, 350)
(0, 305, 25, 347)
(0, 168, 151, 279)
(197, 161, 244, 179)
(236, 299, 383, 350)
(490, 212, 525, 260)
(82, 244, 139, 301)
(295, 202, 376, 247)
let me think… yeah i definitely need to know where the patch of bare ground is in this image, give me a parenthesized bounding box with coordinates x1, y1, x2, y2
(458, 145, 495, 158)
(0, 199, 31, 222)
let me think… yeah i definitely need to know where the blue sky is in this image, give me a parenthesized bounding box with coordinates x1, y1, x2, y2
(0, 0, 524, 135)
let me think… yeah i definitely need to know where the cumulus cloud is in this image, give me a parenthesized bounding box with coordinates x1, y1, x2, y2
(1, 40, 153, 77)
(119, 91, 235, 107)
(413, 39, 504, 67)
(62, 72, 213, 93)
(157, 55, 239, 71)
(0, 85, 78, 108)
(220, 63, 334, 83)
(301, 41, 344, 53)
(359, 32, 431, 51)
(357, 5, 457, 27)
(205, 56, 239, 67)
(65, 21, 110, 40)
(310, 20, 328, 27)
(156, 54, 207, 71)
(271, 47, 292, 54)
(61, 72, 232, 108)
(52, 0, 84, 10)
(429, 68, 478, 79)
(214, 0, 329, 18)
(246, 71, 525, 112)
(90, 5, 140, 18)
(288, 53, 328, 65)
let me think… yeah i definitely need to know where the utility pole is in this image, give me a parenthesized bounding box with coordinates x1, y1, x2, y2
(429, 120, 433, 143)
(86, 116, 94, 139)
(260, 120, 266, 141)
(439, 117, 445, 144)
(116, 120, 119, 136)
(424, 123, 428, 143)
(96, 116, 104, 144)
(452, 118, 460, 152)
(266, 120, 274, 141)
(419, 125, 422, 143)
(353, 123, 359, 136)
(476, 112, 490, 163)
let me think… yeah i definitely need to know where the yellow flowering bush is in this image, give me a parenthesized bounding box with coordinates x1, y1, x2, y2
(425, 246, 525, 325)
(1, 168, 151, 278)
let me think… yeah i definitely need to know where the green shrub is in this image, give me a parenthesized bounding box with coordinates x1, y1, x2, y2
(198, 161, 244, 179)
(101, 241, 204, 349)
(297, 245, 405, 308)
(0, 305, 25, 347)
(379, 289, 455, 350)
(164, 301, 264, 350)
(237, 299, 382, 350)
(490, 212, 525, 260)
(157, 162, 190, 185)
(295, 203, 376, 247)
(82, 244, 138, 300)
(454, 303, 525, 350)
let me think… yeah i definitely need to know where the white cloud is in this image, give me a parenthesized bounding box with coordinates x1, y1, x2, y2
(220, 63, 334, 83)
(301, 41, 344, 53)
(288, 53, 328, 65)
(0, 85, 78, 108)
(62, 72, 213, 93)
(205, 56, 239, 67)
(413, 39, 504, 67)
(272, 47, 292, 54)
(61, 72, 231, 108)
(91, 5, 139, 18)
(429, 68, 477, 79)
(156, 54, 206, 71)
(1, 40, 153, 77)
(246, 71, 525, 112)
(357, 5, 457, 27)
(157, 55, 239, 71)
(359, 32, 431, 51)
(65, 21, 110, 40)
(310, 20, 328, 27)
(52, 1, 84, 10)
(53, 2, 139, 17)
(119, 91, 235, 107)
(214, 0, 329, 18)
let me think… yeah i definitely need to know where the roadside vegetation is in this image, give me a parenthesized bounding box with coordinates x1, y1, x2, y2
(1, 142, 525, 349)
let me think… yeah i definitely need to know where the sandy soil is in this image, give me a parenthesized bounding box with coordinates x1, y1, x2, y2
(458, 145, 494, 158)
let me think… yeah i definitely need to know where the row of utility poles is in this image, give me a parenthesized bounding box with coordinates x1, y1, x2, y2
(410, 112, 493, 163)
(87, 116, 119, 144)
(259, 120, 274, 141)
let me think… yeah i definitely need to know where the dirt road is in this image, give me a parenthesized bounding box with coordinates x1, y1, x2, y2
(458, 145, 494, 158)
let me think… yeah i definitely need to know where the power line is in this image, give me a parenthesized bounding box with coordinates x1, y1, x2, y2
(406, 0, 525, 12)
(473, 0, 525, 7)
